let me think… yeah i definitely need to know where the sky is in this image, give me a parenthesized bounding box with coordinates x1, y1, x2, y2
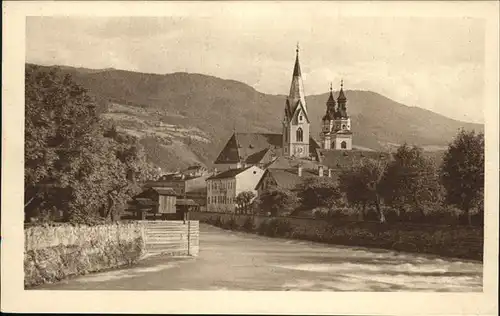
(26, 15, 485, 124)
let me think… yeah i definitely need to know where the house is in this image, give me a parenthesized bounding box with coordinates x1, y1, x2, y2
(206, 165, 264, 213)
(125, 187, 177, 220)
(255, 163, 335, 195)
(144, 166, 211, 210)
(316, 149, 391, 172)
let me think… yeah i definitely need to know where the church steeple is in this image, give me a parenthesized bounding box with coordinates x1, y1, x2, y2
(282, 43, 310, 158)
(337, 79, 348, 118)
(323, 82, 336, 121)
(287, 43, 307, 117)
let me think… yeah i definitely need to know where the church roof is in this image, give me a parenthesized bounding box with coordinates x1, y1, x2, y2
(214, 133, 321, 165)
(214, 133, 282, 165)
(323, 88, 337, 121)
(337, 81, 347, 102)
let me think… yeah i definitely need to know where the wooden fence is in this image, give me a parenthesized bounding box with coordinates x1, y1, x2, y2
(140, 220, 199, 256)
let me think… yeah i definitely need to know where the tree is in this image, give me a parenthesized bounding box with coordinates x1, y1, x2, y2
(440, 129, 484, 225)
(380, 144, 444, 220)
(296, 176, 342, 210)
(235, 191, 255, 214)
(256, 188, 298, 217)
(25, 65, 159, 224)
(339, 158, 388, 223)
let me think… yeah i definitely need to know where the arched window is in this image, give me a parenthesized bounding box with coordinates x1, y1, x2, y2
(296, 128, 303, 142)
(341, 141, 347, 149)
(342, 124, 346, 130)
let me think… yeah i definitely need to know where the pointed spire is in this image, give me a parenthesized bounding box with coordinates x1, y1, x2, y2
(337, 79, 346, 102)
(293, 43, 301, 77)
(287, 44, 307, 116)
(324, 82, 336, 121)
(327, 82, 335, 105)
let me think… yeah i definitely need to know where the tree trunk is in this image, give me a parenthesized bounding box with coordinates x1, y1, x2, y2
(375, 194, 385, 223)
(466, 206, 472, 226)
(359, 202, 366, 221)
(413, 192, 426, 219)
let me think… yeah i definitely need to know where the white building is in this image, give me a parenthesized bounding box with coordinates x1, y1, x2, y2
(206, 165, 264, 213)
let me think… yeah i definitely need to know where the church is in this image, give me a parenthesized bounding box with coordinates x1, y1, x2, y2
(208, 46, 390, 211)
(214, 45, 365, 171)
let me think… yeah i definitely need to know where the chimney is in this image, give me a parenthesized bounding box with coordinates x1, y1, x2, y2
(328, 168, 333, 178)
(318, 165, 324, 177)
(298, 164, 303, 177)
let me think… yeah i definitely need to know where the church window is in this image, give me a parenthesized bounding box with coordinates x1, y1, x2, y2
(296, 128, 303, 142)
(299, 115, 303, 122)
(284, 132, 287, 142)
(341, 141, 347, 149)
(342, 124, 346, 130)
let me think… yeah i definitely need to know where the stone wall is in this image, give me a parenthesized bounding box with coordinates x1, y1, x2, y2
(24, 220, 200, 288)
(191, 212, 483, 261)
(24, 222, 145, 288)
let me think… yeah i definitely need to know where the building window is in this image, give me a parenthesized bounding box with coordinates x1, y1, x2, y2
(342, 124, 346, 129)
(296, 128, 303, 142)
(299, 115, 303, 122)
(341, 141, 347, 149)
(284, 147, 288, 153)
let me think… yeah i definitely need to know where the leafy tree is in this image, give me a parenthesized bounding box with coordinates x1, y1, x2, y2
(256, 188, 298, 217)
(25, 65, 159, 224)
(339, 158, 388, 223)
(440, 129, 484, 225)
(380, 144, 444, 220)
(235, 191, 255, 214)
(296, 176, 342, 210)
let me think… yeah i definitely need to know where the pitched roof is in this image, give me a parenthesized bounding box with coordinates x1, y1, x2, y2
(266, 155, 321, 170)
(207, 166, 253, 180)
(317, 149, 391, 170)
(214, 133, 282, 165)
(257, 168, 318, 190)
(151, 187, 177, 196)
(176, 199, 198, 206)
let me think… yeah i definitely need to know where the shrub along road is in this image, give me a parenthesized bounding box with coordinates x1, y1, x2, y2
(33, 224, 482, 291)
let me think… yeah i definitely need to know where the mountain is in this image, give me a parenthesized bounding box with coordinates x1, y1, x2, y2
(27, 63, 483, 171)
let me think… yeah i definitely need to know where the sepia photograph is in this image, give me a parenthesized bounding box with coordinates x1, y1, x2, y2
(2, 0, 499, 314)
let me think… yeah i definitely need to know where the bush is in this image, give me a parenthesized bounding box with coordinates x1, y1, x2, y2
(257, 218, 293, 237)
(242, 216, 256, 232)
(257, 220, 269, 235)
(214, 216, 224, 227)
(222, 216, 239, 230)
